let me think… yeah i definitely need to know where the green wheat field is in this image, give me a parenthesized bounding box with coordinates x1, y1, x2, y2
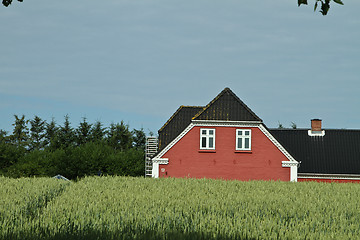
(1, 176, 360, 239)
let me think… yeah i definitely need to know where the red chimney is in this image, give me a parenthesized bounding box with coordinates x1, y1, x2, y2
(311, 119, 322, 132)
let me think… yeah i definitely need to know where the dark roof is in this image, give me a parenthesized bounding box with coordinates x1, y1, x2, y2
(193, 88, 262, 122)
(158, 106, 203, 152)
(270, 129, 360, 174)
(157, 88, 262, 153)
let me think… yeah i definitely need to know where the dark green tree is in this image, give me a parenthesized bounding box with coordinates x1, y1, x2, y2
(298, 0, 344, 15)
(0, 128, 25, 175)
(10, 115, 29, 148)
(0, 129, 9, 143)
(1, 115, 147, 179)
(29, 115, 46, 151)
(75, 117, 92, 146)
(57, 115, 75, 148)
(132, 128, 146, 150)
(0, 142, 24, 175)
(107, 121, 133, 151)
(44, 118, 59, 150)
(91, 120, 106, 143)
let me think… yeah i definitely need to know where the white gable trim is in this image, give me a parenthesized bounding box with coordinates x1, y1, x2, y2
(193, 120, 263, 125)
(153, 120, 299, 181)
(153, 123, 195, 160)
(258, 125, 297, 162)
(154, 121, 262, 159)
(154, 120, 298, 164)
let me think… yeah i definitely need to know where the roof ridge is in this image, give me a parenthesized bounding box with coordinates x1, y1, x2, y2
(192, 87, 262, 121)
(181, 105, 204, 108)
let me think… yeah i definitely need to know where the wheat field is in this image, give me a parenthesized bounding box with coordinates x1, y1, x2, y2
(1, 176, 360, 239)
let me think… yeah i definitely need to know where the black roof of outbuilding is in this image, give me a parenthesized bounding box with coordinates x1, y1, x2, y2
(270, 129, 360, 174)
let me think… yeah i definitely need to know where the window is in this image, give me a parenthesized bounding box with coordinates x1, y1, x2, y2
(236, 129, 251, 150)
(200, 128, 215, 150)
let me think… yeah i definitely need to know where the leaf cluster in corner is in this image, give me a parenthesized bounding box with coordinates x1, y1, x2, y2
(298, 0, 344, 15)
(2, 0, 23, 7)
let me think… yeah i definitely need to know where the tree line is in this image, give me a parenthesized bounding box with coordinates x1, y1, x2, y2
(0, 115, 147, 179)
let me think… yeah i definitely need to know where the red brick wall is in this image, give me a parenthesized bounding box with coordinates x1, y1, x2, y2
(158, 126, 291, 181)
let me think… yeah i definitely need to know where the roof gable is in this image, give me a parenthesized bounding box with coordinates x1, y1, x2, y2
(157, 88, 262, 153)
(193, 88, 262, 122)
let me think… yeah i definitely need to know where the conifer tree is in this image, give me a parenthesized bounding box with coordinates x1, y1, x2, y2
(58, 115, 75, 148)
(91, 120, 106, 143)
(11, 115, 29, 148)
(107, 121, 133, 151)
(29, 115, 46, 150)
(75, 117, 92, 145)
(0, 130, 8, 143)
(132, 128, 146, 150)
(44, 118, 59, 150)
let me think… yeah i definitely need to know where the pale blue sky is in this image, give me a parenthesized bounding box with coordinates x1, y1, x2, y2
(1, 0, 359, 134)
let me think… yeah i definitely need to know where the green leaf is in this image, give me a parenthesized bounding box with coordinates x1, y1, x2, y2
(333, 0, 344, 5)
(320, 1, 330, 15)
(298, 0, 308, 6)
(2, 0, 12, 7)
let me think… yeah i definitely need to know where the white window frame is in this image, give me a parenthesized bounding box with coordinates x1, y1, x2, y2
(200, 128, 215, 150)
(236, 129, 251, 151)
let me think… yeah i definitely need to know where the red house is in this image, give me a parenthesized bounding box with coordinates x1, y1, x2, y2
(147, 88, 299, 181)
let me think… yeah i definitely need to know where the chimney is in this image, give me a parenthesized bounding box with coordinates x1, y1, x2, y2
(308, 119, 325, 136)
(311, 119, 322, 132)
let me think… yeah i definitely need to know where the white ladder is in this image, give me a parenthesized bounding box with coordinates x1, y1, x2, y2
(145, 136, 158, 177)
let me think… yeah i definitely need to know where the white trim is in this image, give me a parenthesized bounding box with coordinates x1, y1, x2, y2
(236, 129, 251, 151)
(192, 120, 262, 127)
(308, 130, 325, 137)
(154, 123, 195, 159)
(192, 120, 263, 125)
(153, 121, 260, 159)
(258, 125, 297, 162)
(281, 161, 299, 168)
(298, 173, 360, 180)
(151, 158, 169, 178)
(282, 161, 299, 182)
(200, 128, 216, 150)
(154, 120, 298, 163)
(153, 120, 299, 181)
(152, 158, 169, 164)
(152, 162, 159, 178)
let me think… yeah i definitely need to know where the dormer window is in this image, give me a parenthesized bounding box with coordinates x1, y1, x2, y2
(236, 129, 251, 150)
(200, 128, 215, 150)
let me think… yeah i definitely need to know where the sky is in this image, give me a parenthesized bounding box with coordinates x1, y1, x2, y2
(1, 0, 359, 135)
